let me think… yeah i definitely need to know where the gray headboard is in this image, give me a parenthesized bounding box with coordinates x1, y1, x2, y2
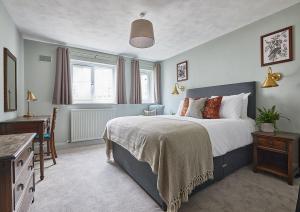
(186, 81, 256, 119)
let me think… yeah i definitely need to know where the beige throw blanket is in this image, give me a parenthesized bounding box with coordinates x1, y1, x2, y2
(103, 116, 213, 212)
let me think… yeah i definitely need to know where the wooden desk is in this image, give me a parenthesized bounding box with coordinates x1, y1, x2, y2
(0, 116, 50, 180)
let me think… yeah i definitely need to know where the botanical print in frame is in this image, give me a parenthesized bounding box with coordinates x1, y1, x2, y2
(177, 61, 188, 82)
(261, 26, 293, 66)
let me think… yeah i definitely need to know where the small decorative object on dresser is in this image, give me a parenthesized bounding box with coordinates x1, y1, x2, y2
(177, 61, 188, 81)
(0, 133, 36, 212)
(261, 26, 293, 66)
(252, 131, 300, 185)
(256, 105, 290, 132)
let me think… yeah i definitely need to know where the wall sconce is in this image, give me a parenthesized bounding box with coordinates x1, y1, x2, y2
(171, 83, 185, 95)
(261, 67, 282, 88)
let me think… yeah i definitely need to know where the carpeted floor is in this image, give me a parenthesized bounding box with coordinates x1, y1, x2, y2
(29, 144, 299, 212)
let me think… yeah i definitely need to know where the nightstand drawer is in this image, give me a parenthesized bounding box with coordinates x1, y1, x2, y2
(257, 137, 288, 152)
(272, 138, 288, 152)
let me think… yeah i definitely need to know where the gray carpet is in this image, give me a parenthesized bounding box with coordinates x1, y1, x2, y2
(30, 144, 299, 212)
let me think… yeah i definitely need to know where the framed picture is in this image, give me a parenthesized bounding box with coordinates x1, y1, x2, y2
(177, 61, 188, 81)
(261, 26, 293, 66)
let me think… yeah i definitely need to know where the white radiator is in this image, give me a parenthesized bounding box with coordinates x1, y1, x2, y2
(71, 109, 116, 142)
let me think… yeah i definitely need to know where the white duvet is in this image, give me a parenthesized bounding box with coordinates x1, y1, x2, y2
(158, 115, 256, 157)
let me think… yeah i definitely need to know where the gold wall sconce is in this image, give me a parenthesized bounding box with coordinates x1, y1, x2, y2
(262, 67, 282, 88)
(171, 83, 185, 95)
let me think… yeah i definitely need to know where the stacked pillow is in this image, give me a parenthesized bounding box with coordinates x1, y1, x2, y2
(176, 93, 250, 119)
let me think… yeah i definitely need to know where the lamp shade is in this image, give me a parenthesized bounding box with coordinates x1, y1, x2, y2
(129, 19, 155, 48)
(261, 67, 282, 88)
(262, 72, 278, 88)
(26, 90, 37, 101)
(171, 84, 179, 95)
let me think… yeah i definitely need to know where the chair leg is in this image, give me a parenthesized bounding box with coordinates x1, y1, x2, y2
(46, 140, 50, 156)
(50, 138, 56, 165)
(53, 139, 58, 158)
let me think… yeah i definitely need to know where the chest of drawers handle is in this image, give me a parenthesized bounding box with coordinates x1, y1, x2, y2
(17, 160, 24, 167)
(28, 165, 34, 171)
(29, 187, 35, 193)
(17, 183, 24, 191)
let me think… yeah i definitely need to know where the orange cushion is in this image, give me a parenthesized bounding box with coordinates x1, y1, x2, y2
(180, 98, 190, 116)
(203, 96, 223, 119)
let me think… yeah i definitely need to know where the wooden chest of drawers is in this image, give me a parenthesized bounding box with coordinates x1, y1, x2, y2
(0, 133, 36, 212)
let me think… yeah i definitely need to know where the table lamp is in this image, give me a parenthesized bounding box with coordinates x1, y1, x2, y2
(24, 90, 37, 117)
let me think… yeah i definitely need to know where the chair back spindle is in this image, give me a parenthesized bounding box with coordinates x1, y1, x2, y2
(50, 107, 58, 138)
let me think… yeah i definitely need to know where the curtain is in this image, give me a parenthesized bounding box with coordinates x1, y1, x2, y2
(116, 56, 127, 104)
(52, 47, 72, 105)
(153, 63, 161, 104)
(130, 60, 142, 104)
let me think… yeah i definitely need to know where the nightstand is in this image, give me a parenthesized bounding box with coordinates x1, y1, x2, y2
(252, 131, 300, 185)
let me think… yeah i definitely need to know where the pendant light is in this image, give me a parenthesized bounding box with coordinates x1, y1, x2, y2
(129, 12, 155, 48)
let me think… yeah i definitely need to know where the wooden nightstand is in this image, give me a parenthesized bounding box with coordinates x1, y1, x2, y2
(252, 131, 300, 185)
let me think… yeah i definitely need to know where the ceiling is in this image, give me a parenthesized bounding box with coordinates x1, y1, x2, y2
(2, 0, 300, 61)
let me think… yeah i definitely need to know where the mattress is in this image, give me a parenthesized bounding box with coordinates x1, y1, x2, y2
(155, 115, 256, 157)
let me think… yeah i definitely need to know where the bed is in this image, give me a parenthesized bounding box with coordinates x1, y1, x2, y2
(106, 81, 256, 211)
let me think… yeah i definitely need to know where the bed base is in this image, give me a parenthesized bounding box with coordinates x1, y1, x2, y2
(112, 142, 253, 211)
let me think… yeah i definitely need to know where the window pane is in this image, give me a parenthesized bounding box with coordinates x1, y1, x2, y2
(72, 65, 92, 102)
(141, 73, 149, 102)
(94, 66, 115, 103)
(140, 69, 154, 103)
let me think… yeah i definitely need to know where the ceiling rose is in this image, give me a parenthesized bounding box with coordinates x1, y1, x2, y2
(129, 12, 155, 48)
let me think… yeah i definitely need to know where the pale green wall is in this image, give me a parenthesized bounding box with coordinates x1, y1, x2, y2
(162, 3, 300, 133)
(0, 0, 24, 121)
(24, 40, 154, 144)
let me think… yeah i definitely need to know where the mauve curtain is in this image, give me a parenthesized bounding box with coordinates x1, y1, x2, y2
(116, 56, 127, 104)
(153, 63, 161, 104)
(52, 47, 72, 105)
(130, 60, 142, 104)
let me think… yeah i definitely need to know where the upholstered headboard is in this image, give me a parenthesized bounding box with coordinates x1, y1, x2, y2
(186, 81, 256, 119)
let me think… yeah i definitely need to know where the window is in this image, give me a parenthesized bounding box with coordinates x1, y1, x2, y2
(140, 69, 154, 103)
(71, 60, 116, 104)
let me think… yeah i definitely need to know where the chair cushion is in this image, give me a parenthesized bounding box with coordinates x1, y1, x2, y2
(35, 133, 51, 139)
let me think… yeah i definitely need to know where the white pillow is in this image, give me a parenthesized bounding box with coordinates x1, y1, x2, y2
(212, 94, 243, 119)
(241, 93, 251, 119)
(176, 100, 184, 116)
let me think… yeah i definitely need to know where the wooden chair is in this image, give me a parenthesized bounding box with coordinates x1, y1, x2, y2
(34, 107, 58, 165)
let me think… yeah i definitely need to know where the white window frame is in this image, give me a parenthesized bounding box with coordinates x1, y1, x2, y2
(140, 69, 154, 104)
(71, 59, 116, 104)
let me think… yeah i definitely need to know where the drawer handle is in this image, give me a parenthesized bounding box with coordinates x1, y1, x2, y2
(17, 160, 24, 167)
(17, 184, 24, 191)
(28, 165, 34, 170)
(29, 187, 35, 193)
